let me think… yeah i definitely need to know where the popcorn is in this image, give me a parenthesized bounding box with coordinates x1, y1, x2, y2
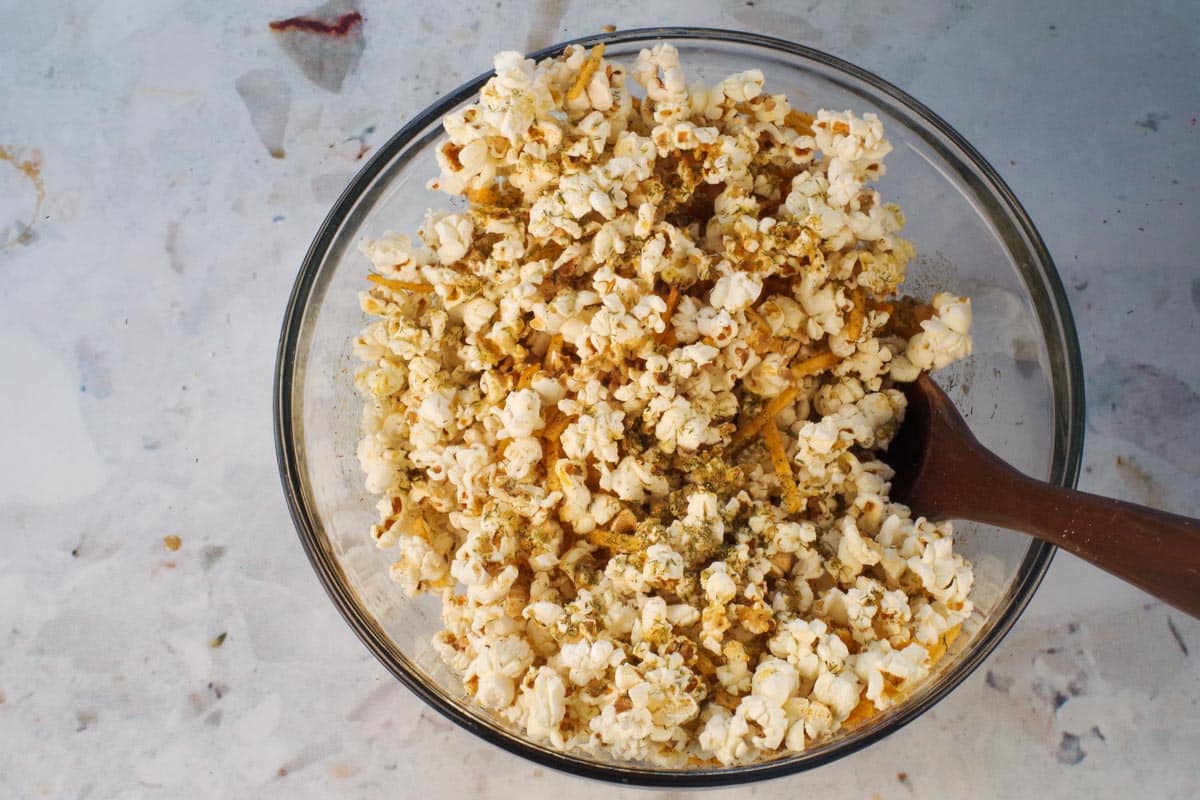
(590, 703, 655, 759)
(699, 707, 752, 765)
(603, 454, 670, 502)
(901, 293, 973, 372)
(353, 43, 976, 767)
(907, 533, 975, 605)
(560, 403, 625, 464)
(802, 699, 834, 740)
(784, 700, 810, 751)
(525, 667, 568, 745)
(502, 436, 542, 480)
(718, 70, 765, 103)
(853, 640, 931, 708)
(710, 270, 763, 312)
(389, 534, 450, 596)
(835, 515, 883, 579)
(773, 520, 817, 553)
(643, 543, 685, 585)
(359, 232, 430, 278)
(429, 213, 475, 264)
(558, 638, 625, 686)
(768, 619, 823, 680)
(525, 600, 564, 627)
(703, 565, 738, 605)
(651, 395, 715, 453)
(737, 695, 789, 750)
(460, 297, 498, 333)
(493, 389, 543, 439)
(813, 670, 861, 720)
(633, 44, 690, 120)
(465, 635, 535, 711)
(751, 657, 800, 706)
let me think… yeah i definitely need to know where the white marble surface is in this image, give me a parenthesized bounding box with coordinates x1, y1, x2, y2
(2, 1, 1198, 797)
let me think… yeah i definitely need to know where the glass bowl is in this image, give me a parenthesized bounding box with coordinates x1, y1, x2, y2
(274, 27, 1084, 786)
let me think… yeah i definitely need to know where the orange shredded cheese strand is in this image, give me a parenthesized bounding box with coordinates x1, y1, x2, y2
(842, 696, 878, 731)
(729, 351, 840, 452)
(927, 623, 963, 664)
(742, 306, 777, 353)
(729, 385, 799, 451)
(567, 43, 605, 100)
(845, 287, 866, 342)
(655, 283, 680, 346)
(784, 109, 815, 136)
(743, 306, 769, 336)
(542, 413, 573, 446)
(465, 183, 500, 205)
(888, 297, 936, 338)
(663, 284, 680, 320)
(368, 274, 434, 293)
(408, 513, 433, 543)
(544, 333, 564, 369)
(541, 413, 575, 489)
(587, 528, 642, 553)
(516, 363, 541, 389)
(762, 420, 803, 515)
(790, 350, 840, 379)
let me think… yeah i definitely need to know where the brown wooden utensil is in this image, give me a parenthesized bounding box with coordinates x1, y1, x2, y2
(883, 373, 1200, 618)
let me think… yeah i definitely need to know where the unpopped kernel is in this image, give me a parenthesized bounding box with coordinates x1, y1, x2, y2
(354, 43, 974, 766)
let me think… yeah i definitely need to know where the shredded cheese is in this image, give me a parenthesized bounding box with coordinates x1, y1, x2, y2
(368, 274, 434, 293)
(728, 385, 799, 452)
(567, 43, 606, 100)
(762, 420, 803, 515)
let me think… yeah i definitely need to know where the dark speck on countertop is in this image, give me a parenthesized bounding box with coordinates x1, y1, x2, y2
(985, 670, 1013, 692)
(201, 545, 226, 570)
(1167, 616, 1189, 656)
(1057, 732, 1085, 765)
(1135, 112, 1169, 131)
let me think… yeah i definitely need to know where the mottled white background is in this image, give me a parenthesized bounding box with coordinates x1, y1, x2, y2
(2, 0, 1198, 797)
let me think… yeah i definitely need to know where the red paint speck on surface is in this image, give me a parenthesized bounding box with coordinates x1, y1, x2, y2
(269, 11, 362, 36)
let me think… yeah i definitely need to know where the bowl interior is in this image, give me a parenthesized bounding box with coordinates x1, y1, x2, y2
(276, 29, 1082, 786)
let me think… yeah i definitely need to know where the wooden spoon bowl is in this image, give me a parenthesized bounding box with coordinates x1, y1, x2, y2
(883, 374, 1200, 617)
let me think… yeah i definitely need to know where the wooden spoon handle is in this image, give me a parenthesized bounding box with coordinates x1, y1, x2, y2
(898, 374, 1200, 616)
(949, 450, 1200, 617)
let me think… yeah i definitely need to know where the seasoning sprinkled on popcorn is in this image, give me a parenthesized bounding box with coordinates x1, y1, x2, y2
(354, 43, 975, 766)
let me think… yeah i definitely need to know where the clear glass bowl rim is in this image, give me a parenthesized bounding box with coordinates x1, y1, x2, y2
(274, 26, 1085, 787)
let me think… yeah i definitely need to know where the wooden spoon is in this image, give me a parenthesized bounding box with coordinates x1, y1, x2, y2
(883, 373, 1200, 617)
